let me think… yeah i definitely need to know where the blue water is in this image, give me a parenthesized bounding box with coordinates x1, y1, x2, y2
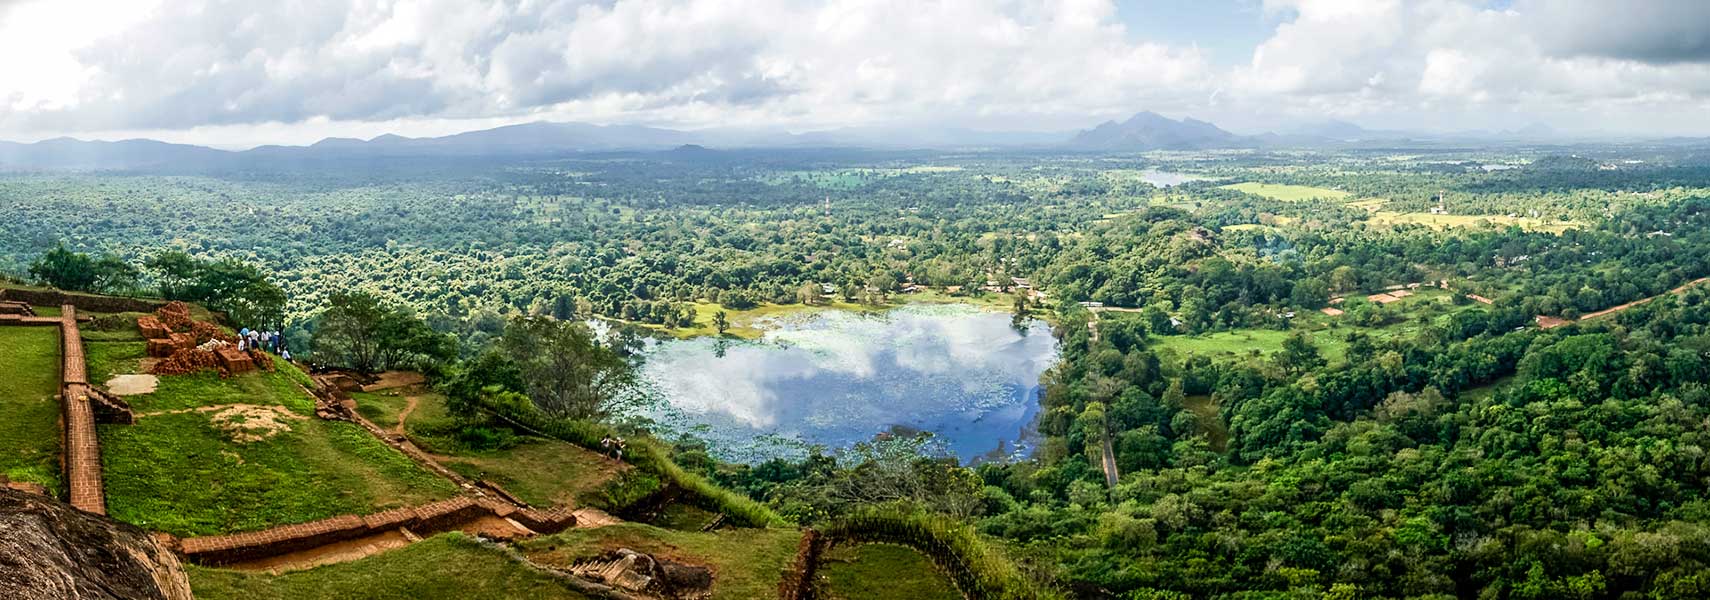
(631, 304, 1058, 464)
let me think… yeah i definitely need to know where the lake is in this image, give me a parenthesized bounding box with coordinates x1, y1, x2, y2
(630, 304, 1059, 464)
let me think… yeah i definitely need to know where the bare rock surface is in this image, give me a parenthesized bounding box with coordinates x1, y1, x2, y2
(0, 488, 192, 600)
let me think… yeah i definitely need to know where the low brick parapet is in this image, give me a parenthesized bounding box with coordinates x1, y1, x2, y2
(180, 495, 575, 565)
(43, 307, 109, 516)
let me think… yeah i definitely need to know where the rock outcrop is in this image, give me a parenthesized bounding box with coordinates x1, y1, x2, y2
(0, 488, 192, 600)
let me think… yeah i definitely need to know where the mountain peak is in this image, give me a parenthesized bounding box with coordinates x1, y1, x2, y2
(1072, 111, 1239, 151)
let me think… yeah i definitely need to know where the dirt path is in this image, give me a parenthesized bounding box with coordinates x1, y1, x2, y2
(1099, 424, 1119, 489)
(1540, 276, 1710, 328)
(393, 396, 420, 435)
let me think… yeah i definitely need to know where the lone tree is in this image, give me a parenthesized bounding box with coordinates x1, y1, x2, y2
(713, 310, 731, 336)
(496, 316, 636, 419)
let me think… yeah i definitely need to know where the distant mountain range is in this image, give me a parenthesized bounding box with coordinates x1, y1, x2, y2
(1068, 111, 1241, 150)
(0, 112, 1608, 171)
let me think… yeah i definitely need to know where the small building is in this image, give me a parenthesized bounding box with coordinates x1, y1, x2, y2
(1079, 301, 1105, 309)
(1321, 307, 1344, 316)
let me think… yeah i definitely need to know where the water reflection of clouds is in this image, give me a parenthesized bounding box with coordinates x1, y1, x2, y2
(638, 305, 1059, 461)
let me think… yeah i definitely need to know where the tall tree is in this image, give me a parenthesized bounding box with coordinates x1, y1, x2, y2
(496, 316, 637, 419)
(29, 244, 96, 291)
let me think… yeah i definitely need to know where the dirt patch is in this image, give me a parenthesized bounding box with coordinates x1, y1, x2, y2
(457, 514, 531, 540)
(138, 404, 308, 443)
(573, 508, 623, 528)
(104, 374, 159, 396)
(361, 371, 426, 392)
(223, 529, 414, 574)
(209, 405, 307, 443)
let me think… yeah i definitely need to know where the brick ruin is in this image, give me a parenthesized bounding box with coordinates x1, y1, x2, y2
(0, 293, 622, 581)
(139, 302, 269, 377)
(776, 529, 824, 600)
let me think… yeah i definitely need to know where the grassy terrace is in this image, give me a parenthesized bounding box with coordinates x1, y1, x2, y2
(90, 338, 460, 537)
(352, 386, 624, 509)
(819, 543, 961, 600)
(519, 523, 801, 600)
(189, 533, 590, 600)
(0, 326, 62, 495)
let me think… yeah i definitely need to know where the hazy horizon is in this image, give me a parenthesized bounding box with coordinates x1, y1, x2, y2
(3, 0, 1710, 148)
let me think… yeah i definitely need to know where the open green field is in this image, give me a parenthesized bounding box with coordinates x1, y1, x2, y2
(520, 523, 801, 600)
(1367, 210, 1581, 233)
(353, 386, 624, 509)
(819, 543, 960, 600)
(189, 533, 590, 600)
(1221, 182, 1351, 201)
(1149, 288, 1476, 364)
(94, 340, 460, 536)
(617, 290, 1021, 340)
(0, 326, 62, 495)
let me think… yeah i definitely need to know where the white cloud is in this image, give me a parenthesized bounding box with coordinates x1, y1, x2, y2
(2, 0, 1710, 144)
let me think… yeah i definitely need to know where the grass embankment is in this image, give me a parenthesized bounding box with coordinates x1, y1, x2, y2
(519, 523, 800, 600)
(352, 386, 623, 509)
(0, 326, 62, 495)
(820, 543, 962, 600)
(474, 396, 787, 527)
(823, 506, 1065, 600)
(189, 533, 590, 600)
(91, 339, 460, 537)
(616, 290, 1024, 340)
(1220, 182, 1351, 202)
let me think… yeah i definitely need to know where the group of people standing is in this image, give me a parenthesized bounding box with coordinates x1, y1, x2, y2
(599, 436, 627, 460)
(237, 327, 291, 361)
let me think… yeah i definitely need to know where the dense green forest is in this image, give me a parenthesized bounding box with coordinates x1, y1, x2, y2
(8, 145, 1710, 598)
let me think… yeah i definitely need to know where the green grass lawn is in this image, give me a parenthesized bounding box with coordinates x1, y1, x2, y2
(96, 343, 460, 536)
(0, 326, 62, 495)
(1149, 288, 1478, 364)
(30, 305, 61, 316)
(189, 533, 590, 600)
(1220, 182, 1351, 202)
(520, 523, 801, 600)
(85, 340, 313, 413)
(819, 543, 961, 600)
(353, 386, 625, 509)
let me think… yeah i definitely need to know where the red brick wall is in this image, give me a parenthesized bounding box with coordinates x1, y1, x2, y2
(57, 306, 107, 515)
(179, 497, 579, 565)
(777, 529, 823, 600)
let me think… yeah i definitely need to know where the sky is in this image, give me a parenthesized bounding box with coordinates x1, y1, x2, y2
(2, 0, 1709, 148)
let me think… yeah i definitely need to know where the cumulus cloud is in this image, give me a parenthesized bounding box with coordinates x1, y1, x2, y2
(3, 0, 1710, 141)
(0, 0, 1212, 135)
(1222, 0, 1710, 130)
(1524, 0, 1710, 65)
